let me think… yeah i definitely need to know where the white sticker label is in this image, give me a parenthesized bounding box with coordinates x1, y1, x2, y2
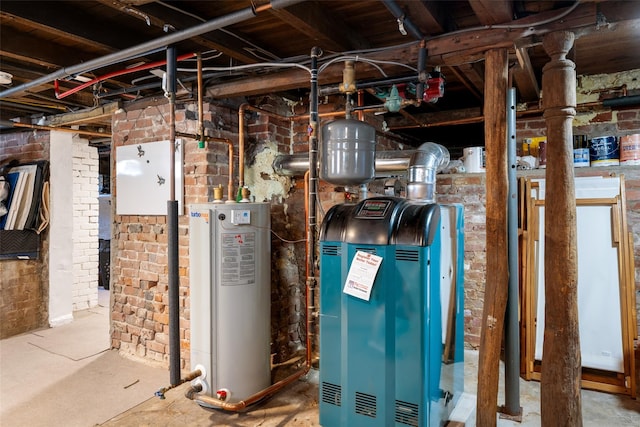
(343, 250, 383, 301)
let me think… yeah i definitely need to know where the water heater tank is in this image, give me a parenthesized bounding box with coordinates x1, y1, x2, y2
(189, 202, 271, 405)
(320, 119, 376, 185)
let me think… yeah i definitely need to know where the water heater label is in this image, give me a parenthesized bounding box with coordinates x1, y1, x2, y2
(221, 232, 256, 286)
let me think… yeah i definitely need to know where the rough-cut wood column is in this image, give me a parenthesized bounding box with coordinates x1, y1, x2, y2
(541, 31, 583, 427)
(476, 47, 509, 427)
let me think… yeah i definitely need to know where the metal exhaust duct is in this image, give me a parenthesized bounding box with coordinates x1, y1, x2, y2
(273, 150, 416, 177)
(406, 142, 450, 203)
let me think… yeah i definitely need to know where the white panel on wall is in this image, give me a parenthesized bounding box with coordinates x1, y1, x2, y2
(115, 140, 184, 215)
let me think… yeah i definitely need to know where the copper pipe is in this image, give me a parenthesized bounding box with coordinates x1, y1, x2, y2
(389, 115, 485, 130)
(238, 103, 248, 190)
(197, 53, 205, 143)
(209, 137, 235, 202)
(292, 107, 386, 122)
(357, 90, 365, 121)
(176, 131, 234, 202)
(193, 366, 309, 411)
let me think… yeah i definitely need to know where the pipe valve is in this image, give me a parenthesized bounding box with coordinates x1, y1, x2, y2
(339, 61, 356, 94)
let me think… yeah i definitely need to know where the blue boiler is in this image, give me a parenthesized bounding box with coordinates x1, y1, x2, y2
(318, 197, 464, 427)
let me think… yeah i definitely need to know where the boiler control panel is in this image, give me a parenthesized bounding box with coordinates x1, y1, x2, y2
(355, 199, 391, 218)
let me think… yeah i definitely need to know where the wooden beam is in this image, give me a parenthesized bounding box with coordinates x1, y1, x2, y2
(511, 45, 540, 102)
(46, 102, 120, 127)
(446, 64, 484, 100)
(398, 0, 446, 35)
(385, 107, 482, 129)
(0, 10, 119, 54)
(476, 47, 509, 427)
(427, 3, 597, 60)
(540, 31, 582, 426)
(96, 0, 262, 64)
(0, 25, 98, 69)
(268, 2, 370, 52)
(205, 2, 629, 98)
(206, 42, 419, 98)
(469, 0, 514, 25)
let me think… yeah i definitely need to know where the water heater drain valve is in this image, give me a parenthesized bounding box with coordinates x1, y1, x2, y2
(216, 388, 231, 401)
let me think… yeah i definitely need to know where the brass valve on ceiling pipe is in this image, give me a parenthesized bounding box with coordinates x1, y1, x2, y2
(339, 61, 356, 95)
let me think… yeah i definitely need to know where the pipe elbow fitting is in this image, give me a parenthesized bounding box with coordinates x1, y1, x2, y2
(185, 383, 203, 400)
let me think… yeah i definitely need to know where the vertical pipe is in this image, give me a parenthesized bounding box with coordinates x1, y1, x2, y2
(504, 87, 522, 417)
(166, 46, 181, 386)
(306, 47, 321, 336)
(239, 104, 248, 190)
(197, 53, 205, 145)
(416, 40, 427, 101)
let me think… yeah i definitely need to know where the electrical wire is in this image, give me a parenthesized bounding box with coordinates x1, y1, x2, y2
(318, 56, 418, 78)
(427, 0, 581, 40)
(217, 220, 306, 243)
(177, 62, 312, 74)
(271, 229, 306, 244)
(155, 0, 281, 61)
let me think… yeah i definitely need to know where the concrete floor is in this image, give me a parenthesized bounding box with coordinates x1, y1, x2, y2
(1, 288, 639, 426)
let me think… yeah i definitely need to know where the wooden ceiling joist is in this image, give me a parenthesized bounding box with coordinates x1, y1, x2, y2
(268, 2, 371, 52)
(511, 45, 540, 102)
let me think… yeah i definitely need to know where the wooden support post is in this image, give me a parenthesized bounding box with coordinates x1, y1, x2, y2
(476, 48, 509, 427)
(540, 31, 582, 427)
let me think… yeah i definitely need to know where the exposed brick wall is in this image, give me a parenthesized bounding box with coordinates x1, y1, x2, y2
(110, 97, 413, 369)
(111, 96, 640, 370)
(72, 141, 100, 310)
(111, 100, 266, 367)
(436, 175, 486, 349)
(0, 130, 50, 338)
(458, 107, 640, 348)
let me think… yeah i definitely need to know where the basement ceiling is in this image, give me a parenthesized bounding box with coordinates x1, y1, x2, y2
(1, 0, 639, 148)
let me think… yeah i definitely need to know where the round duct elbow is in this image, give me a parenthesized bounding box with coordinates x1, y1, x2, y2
(406, 142, 450, 203)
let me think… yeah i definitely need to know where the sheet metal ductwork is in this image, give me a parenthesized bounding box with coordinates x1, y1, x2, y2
(406, 142, 450, 203)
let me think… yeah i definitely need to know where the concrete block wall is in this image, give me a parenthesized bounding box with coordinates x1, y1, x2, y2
(0, 130, 50, 338)
(72, 141, 100, 310)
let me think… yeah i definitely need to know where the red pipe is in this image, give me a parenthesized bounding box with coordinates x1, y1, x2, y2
(54, 53, 196, 99)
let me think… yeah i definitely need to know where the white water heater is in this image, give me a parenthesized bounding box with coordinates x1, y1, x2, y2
(189, 202, 271, 405)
